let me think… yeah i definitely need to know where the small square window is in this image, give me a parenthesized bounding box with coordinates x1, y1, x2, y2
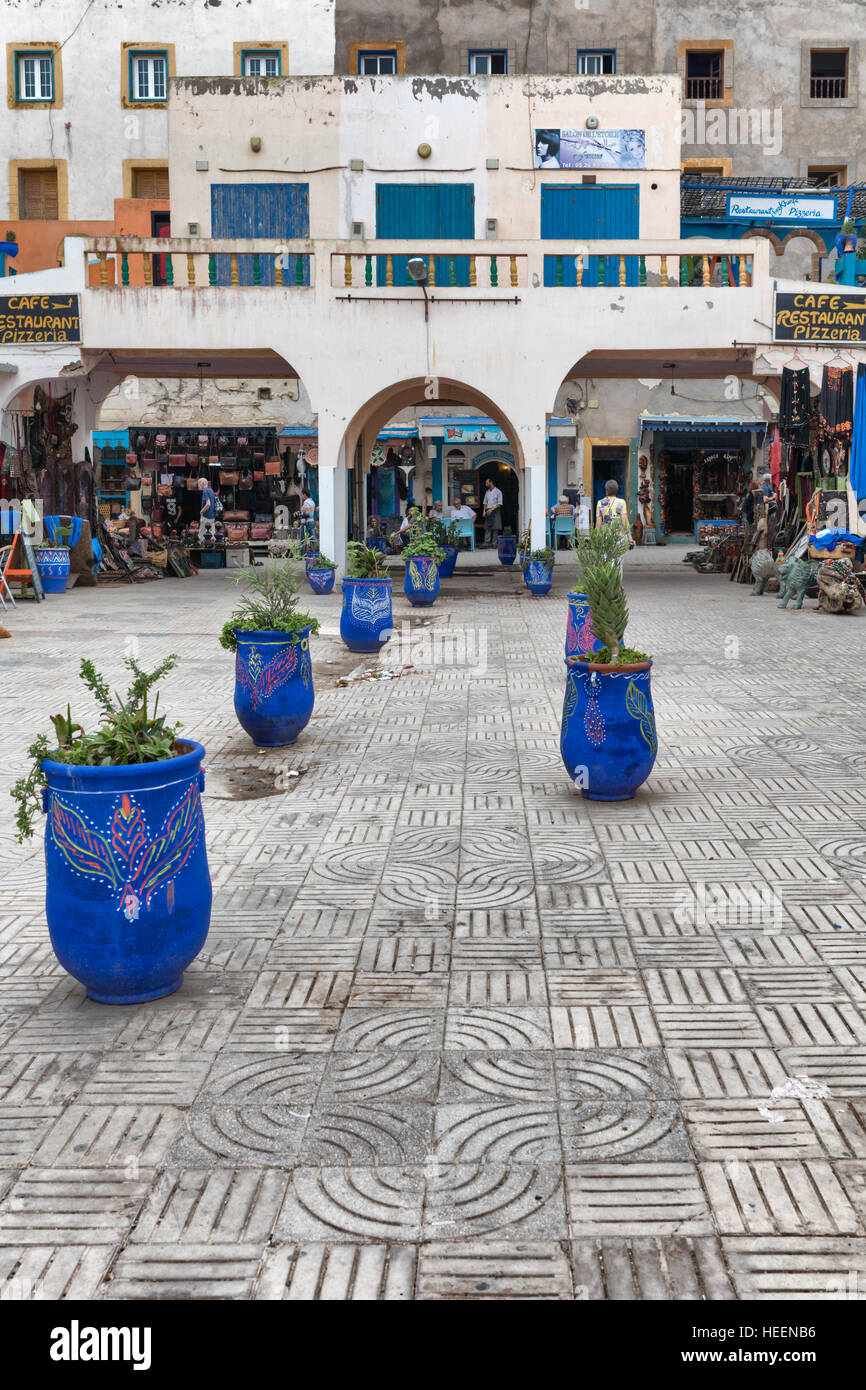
(685, 49, 724, 100)
(469, 51, 507, 75)
(243, 50, 281, 77)
(130, 51, 168, 102)
(16, 51, 55, 102)
(359, 51, 397, 75)
(577, 50, 616, 76)
(808, 165, 846, 187)
(810, 49, 848, 100)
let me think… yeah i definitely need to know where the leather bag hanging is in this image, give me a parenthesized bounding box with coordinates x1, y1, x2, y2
(265, 458, 281, 476)
(220, 469, 240, 486)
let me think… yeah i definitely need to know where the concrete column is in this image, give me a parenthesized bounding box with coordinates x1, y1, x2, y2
(522, 433, 548, 550)
(316, 423, 348, 569)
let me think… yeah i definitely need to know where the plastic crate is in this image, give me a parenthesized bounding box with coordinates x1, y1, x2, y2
(198, 550, 225, 569)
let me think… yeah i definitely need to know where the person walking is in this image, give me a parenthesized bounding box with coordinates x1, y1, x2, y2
(198, 475, 217, 544)
(595, 479, 634, 569)
(482, 477, 503, 547)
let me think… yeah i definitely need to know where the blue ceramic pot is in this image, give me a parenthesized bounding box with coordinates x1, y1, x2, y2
(560, 659, 657, 801)
(233, 627, 314, 747)
(498, 535, 517, 566)
(404, 554, 440, 606)
(41, 741, 211, 1004)
(565, 591, 605, 660)
(366, 537, 388, 554)
(524, 560, 553, 595)
(340, 577, 393, 652)
(307, 567, 335, 595)
(437, 545, 459, 579)
(35, 545, 70, 594)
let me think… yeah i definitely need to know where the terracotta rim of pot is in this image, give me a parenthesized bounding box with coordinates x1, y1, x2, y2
(566, 658, 653, 674)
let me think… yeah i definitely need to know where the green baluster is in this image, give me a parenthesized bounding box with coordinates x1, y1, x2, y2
(721, 256, 729, 286)
(449, 256, 457, 286)
(639, 255, 646, 286)
(490, 255, 498, 287)
(365, 254, 372, 286)
(679, 256, 688, 287)
(555, 255, 563, 286)
(253, 253, 261, 286)
(120, 251, 129, 286)
(165, 252, 174, 287)
(598, 257, 606, 287)
(295, 254, 304, 286)
(208, 254, 216, 285)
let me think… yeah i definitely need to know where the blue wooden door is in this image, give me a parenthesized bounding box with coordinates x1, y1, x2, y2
(540, 184, 639, 286)
(210, 183, 310, 286)
(375, 184, 475, 286)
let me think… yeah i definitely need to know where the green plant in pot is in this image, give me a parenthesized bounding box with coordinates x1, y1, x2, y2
(522, 545, 555, 596)
(11, 654, 212, 1004)
(498, 525, 518, 565)
(220, 562, 319, 747)
(561, 521, 657, 800)
(341, 542, 394, 651)
(402, 526, 445, 607)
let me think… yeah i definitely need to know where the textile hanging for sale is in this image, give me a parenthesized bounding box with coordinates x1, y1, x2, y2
(779, 366, 811, 446)
(768, 427, 782, 490)
(849, 362, 866, 503)
(818, 365, 854, 440)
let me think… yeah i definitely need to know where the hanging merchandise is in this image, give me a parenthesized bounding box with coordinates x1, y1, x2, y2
(779, 365, 811, 447)
(818, 364, 854, 441)
(849, 362, 866, 520)
(768, 427, 782, 491)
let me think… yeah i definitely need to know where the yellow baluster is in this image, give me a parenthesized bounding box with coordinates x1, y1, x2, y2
(619, 254, 626, 287)
(275, 256, 283, 287)
(510, 255, 518, 286)
(143, 252, 153, 287)
(344, 253, 352, 287)
(230, 253, 239, 286)
(427, 256, 435, 286)
(743, 257, 752, 287)
(659, 255, 668, 287)
(702, 255, 710, 286)
(98, 253, 108, 286)
(385, 254, 393, 287)
(187, 253, 196, 286)
(469, 255, 477, 288)
(575, 255, 584, 287)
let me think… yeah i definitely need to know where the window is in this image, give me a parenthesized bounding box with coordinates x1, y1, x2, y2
(685, 49, 724, 100)
(808, 165, 846, 187)
(17, 51, 54, 101)
(469, 51, 507, 75)
(358, 50, 397, 74)
(577, 50, 616, 75)
(242, 50, 281, 76)
(130, 51, 168, 101)
(19, 167, 58, 219)
(132, 166, 170, 199)
(810, 49, 848, 100)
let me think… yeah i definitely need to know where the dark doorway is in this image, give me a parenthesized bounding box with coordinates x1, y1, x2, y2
(666, 458, 694, 532)
(592, 446, 628, 514)
(477, 459, 519, 537)
(151, 210, 171, 286)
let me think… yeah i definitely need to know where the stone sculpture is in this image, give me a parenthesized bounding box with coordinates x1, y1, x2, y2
(750, 548, 777, 595)
(776, 556, 817, 610)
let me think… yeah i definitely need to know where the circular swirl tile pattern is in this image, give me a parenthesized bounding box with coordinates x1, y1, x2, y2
(439, 1052, 554, 1103)
(306, 845, 387, 886)
(554, 1050, 675, 1102)
(197, 1055, 326, 1106)
(322, 1051, 439, 1103)
(456, 864, 535, 908)
(530, 837, 605, 884)
(434, 1103, 560, 1164)
(444, 1008, 551, 1050)
(559, 1098, 689, 1161)
(300, 1103, 433, 1165)
(423, 1162, 566, 1239)
(814, 837, 866, 876)
(170, 1103, 310, 1166)
(334, 1009, 445, 1052)
(279, 1166, 423, 1241)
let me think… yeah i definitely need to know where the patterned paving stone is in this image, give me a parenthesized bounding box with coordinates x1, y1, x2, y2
(276, 1167, 425, 1242)
(571, 1236, 735, 1300)
(320, 1051, 439, 1103)
(0, 1168, 151, 1244)
(257, 1242, 416, 1299)
(722, 1236, 866, 1300)
(77, 1055, 214, 1107)
(32, 1105, 185, 1169)
(702, 1159, 861, 1235)
(165, 1106, 310, 1169)
(423, 1163, 568, 1240)
(565, 1162, 714, 1236)
(105, 1244, 265, 1299)
(130, 1169, 288, 1244)
(416, 1241, 572, 1300)
(0, 1245, 115, 1300)
(550, 1006, 661, 1049)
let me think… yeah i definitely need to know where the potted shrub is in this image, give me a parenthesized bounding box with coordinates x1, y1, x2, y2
(522, 546, 555, 596)
(340, 541, 393, 652)
(11, 654, 211, 1004)
(365, 514, 389, 555)
(561, 524, 657, 801)
(402, 527, 445, 607)
(498, 527, 518, 566)
(430, 519, 461, 578)
(306, 553, 337, 595)
(220, 562, 319, 748)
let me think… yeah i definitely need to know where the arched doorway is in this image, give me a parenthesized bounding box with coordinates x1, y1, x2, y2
(477, 457, 519, 537)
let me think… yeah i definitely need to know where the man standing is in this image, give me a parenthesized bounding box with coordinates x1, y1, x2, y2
(596, 479, 634, 566)
(199, 475, 216, 544)
(482, 477, 503, 547)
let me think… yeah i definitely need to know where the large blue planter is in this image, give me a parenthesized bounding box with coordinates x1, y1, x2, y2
(566, 591, 605, 660)
(524, 561, 553, 595)
(41, 741, 211, 1004)
(366, 537, 388, 554)
(560, 659, 657, 801)
(437, 545, 459, 579)
(340, 577, 393, 652)
(307, 567, 335, 595)
(498, 536, 517, 566)
(233, 627, 314, 747)
(35, 545, 70, 594)
(404, 555, 440, 606)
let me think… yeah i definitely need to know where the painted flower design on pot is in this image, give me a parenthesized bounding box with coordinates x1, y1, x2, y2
(407, 558, 438, 591)
(235, 640, 308, 710)
(350, 584, 392, 628)
(49, 785, 203, 921)
(625, 678, 657, 756)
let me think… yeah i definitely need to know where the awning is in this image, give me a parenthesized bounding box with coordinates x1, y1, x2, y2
(93, 429, 129, 448)
(639, 415, 767, 441)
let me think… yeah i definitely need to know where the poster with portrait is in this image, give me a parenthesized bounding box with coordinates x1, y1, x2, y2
(534, 129, 646, 170)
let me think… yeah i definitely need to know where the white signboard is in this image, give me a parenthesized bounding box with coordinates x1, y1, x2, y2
(726, 194, 837, 223)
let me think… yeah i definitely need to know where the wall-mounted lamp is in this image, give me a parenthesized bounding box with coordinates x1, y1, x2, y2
(417, 142, 432, 159)
(585, 116, 599, 130)
(250, 136, 262, 152)
(407, 256, 430, 319)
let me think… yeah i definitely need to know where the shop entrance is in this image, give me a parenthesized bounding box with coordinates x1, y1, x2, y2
(477, 458, 519, 536)
(666, 456, 694, 533)
(660, 443, 746, 538)
(591, 446, 629, 514)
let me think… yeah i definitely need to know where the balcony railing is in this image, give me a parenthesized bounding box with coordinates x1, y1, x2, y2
(810, 75, 847, 99)
(685, 75, 723, 100)
(81, 237, 758, 293)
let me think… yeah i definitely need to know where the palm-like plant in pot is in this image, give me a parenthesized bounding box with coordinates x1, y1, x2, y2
(10, 655, 211, 1004)
(560, 522, 657, 800)
(402, 525, 445, 607)
(340, 541, 393, 652)
(220, 562, 319, 747)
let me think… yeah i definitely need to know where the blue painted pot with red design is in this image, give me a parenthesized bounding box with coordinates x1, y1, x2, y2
(307, 566, 335, 595)
(40, 741, 211, 1004)
(404, 555, 440, 606)
(565, 591, 605, 660)
(497, 535, 517, 566)
(524, 560, 553, 595)
(560, 658, 656, 801)
(304, 553, 321, 575)
(437, 545, 459, 579)
(340, 577, 393, 652)
(34, 545, 70, 594)
(233, 627, 314, 747)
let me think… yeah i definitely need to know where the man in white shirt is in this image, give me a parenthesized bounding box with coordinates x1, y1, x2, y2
(450, 502, 476, 520)
(482, 478, 504, 546)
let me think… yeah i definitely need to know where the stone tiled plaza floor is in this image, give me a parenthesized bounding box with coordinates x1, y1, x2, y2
(1, 546, 866, 1300)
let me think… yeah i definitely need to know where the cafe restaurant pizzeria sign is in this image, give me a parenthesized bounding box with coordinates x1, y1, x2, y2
(774, 290, 866, 344)
(0, 294, 81, 344)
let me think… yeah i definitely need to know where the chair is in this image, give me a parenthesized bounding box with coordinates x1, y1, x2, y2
(451, 517, 476, 551)
(0, 546, 17, 610)
(553, 514, 576, 549)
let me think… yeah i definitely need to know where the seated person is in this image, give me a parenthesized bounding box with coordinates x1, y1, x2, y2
(389, 505, 422, 553)
(429, 500, 445, 523)
(450, 499, 477, 546)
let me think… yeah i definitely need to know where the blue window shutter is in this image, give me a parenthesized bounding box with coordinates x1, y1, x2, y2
(541, 184, 639, 285)
(211, 183, 310, 285)
(374, 183, 474, 285)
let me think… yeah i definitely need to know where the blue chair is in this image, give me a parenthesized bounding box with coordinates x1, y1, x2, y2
(451, 517, 475, 551)
(553, 514, 576, 550)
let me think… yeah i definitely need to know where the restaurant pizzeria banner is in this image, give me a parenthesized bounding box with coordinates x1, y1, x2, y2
(774, 290, 866, 343)
(0, 294, 81, 344)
